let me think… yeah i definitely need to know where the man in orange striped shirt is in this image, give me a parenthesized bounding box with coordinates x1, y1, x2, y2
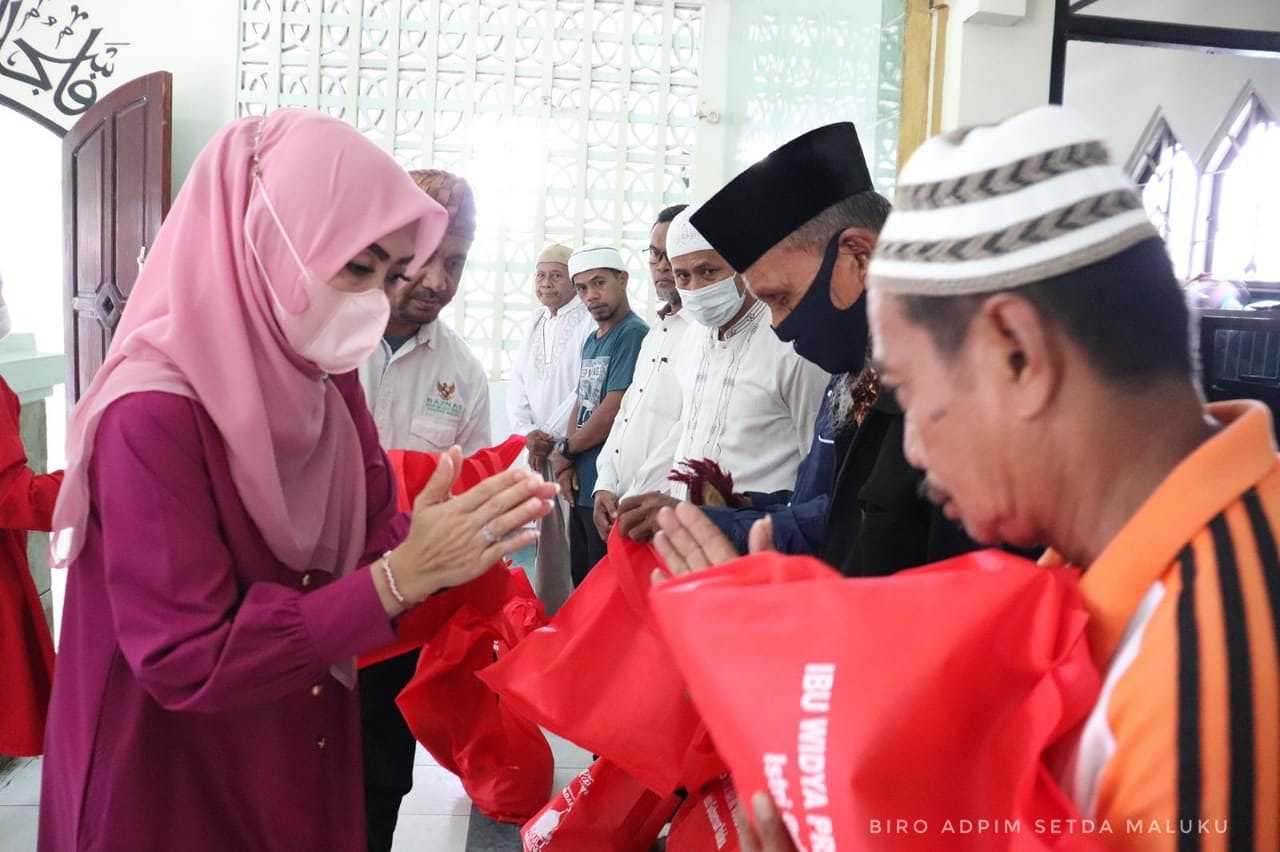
(860, 106, 1279, 851)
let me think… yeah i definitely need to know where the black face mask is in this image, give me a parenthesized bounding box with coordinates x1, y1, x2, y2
(773, 232, 870, 375)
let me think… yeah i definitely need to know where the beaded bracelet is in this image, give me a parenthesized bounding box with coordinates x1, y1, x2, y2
(380, 551, 406, 607)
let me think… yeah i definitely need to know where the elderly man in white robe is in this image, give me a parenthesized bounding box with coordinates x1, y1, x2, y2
(615, 205, 831, 541)
(507, 243, 594, 610)
(508, 243, 595, 460)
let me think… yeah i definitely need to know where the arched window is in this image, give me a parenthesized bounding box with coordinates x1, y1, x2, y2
(1128, 112, 1198, 280)
(1203, 87, 1280, 281)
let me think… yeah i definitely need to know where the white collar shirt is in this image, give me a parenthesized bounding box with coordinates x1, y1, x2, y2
(358, 319, 492, 455)
(592, 310, 692, 499)
(668, 299, 831, 499)
(506, 298, 596, 439)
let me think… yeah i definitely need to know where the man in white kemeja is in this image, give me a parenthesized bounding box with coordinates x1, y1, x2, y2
(614, 204, 831, 541)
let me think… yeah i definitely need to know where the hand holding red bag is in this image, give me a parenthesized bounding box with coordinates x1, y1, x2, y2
(667, 775, 746, 852)
(651, 550, 1104, 851)
(479, 526, 725, 795)
(360, 436, 529, 667)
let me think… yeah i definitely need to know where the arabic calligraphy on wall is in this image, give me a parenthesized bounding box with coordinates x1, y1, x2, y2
(0, 0, 127, 137)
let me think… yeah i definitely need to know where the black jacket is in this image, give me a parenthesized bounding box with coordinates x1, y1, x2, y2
(820, 390, 980, 577)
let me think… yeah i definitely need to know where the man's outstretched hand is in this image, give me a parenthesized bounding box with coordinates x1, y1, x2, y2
(736, 792, 799, 852)
(615, 491, 680, 542)
(651, 503, 775, 584)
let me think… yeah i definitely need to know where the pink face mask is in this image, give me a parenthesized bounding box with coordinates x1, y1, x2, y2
(267, 272, 390, 375)
(247, 174, 391, 375)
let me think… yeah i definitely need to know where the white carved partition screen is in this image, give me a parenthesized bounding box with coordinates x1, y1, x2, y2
(237, 0, 705, 377)
(719, 0, 905, 195)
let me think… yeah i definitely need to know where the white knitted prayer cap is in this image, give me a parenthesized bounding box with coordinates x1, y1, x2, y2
(666, 203, 715, 261)
(568, 245, 626, 280)
(869, 105, 1160, 296)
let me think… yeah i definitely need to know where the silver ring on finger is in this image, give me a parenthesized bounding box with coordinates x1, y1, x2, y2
(480, 524, 498, 546)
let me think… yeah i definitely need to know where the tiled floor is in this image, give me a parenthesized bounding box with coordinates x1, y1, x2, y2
(0, 733, 592, 852)
(0, 757, 39, 851)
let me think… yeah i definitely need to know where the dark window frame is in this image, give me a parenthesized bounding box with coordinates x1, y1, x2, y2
(1128, 116, 1181, 240)
(1049, 0, 1280, 106)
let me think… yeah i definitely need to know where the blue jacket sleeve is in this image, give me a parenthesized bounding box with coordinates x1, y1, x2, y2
(741, 489, 792, 511)
(765, 495, 829, 555)
(700, 494, 829, 556)
(700, 505, 761, 554)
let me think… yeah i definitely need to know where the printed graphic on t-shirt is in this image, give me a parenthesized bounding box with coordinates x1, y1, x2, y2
(577, 357, 610, 426)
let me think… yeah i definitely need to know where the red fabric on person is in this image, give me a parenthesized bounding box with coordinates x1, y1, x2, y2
(520, 759, 680, 852)
(358, 435, 527, 667)
(0, 376, 62, 756)
(479, 526, 725, 795)
(395, 569, 553, 823)
(667, 775, 746, 852)
(650, 549, 1105, 851)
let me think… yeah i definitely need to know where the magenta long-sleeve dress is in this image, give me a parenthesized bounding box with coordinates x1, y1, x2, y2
(39, 372, 408, 851)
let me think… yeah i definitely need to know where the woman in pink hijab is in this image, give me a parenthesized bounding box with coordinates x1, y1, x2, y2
(38, 110, 555, 852)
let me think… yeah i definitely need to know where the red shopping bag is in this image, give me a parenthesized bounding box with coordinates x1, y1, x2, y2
(396, 576, 553, 824)
(521, 759, 680, 852)
(385, 434, 528, 511)
(361, 559, 532, 668)
(479, 526, 725, 795)
(360, 436, 528, 668)
(667, 775, 745, 852)
(650, 550, 1103, 851)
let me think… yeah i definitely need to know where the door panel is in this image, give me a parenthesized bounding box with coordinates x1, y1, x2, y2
(62, 72, 172, 407)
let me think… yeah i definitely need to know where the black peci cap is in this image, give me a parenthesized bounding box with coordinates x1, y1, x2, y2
(691, 123, 874, 272)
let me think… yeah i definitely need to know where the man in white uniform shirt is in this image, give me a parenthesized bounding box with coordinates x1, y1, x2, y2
(507, 243, 594, 611)
(591, 204, 691, 539)
(358, 170, 491, 457)
(358, 168, 491, 852)
(615, 204, 830, 541)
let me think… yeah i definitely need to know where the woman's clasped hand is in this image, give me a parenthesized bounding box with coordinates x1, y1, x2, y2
(375, 446, 558, 615)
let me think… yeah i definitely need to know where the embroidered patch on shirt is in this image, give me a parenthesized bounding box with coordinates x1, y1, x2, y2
(424, 383, 464, 418)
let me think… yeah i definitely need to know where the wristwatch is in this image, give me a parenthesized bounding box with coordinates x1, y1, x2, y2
(556, 437, 577, 460)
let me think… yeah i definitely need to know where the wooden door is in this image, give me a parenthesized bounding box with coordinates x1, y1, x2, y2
(62, 72, 172, 406)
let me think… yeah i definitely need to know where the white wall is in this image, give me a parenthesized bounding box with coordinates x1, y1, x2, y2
(0, 114, 64, 364)
(940, 0, 1056, 131)
(0, 0, 237, 647)
(89, 0, 240, 191)
(1086, 0, 1280, 32)
(939, 0, 1280, 164)
(0, 0, 238, 469)
(1064, 42, 1280, 166)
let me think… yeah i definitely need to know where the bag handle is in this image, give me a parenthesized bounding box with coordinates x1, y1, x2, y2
(609, 528, 671, 617)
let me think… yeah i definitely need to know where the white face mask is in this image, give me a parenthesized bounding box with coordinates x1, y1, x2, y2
(678, 274, 744, 328)
(0, 305, 11, 342)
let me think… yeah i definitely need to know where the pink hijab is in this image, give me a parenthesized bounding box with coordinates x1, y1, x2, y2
(53, 111, 447, 602)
